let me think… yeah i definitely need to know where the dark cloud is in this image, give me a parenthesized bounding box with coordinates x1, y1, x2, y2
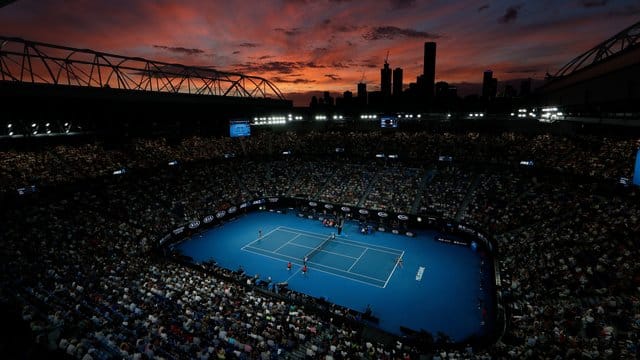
(359, 59, 379, 68)
(504, 66, 540, 74)
(581, 0, 608, 8)
(478, 4, 489, 12)
(284, 0, 353, 3)
(334, 24, 363, 33)
(134, 64, 220, 78)
(272, 76, 316, 84)
(152, 45, 204, 55)
(324, 74, 341, 80)
(331, 61, 353, 68)
(362, 26, 441, 40)
(232, 50, 240, 55)
(390, 0, 417, 10)
(258, 55, 274, 60)
(499, 5, 522, 24)
(608, 4, 640, 16)
(236, 61, 298, 74)
(239, 42, 259, 48)
(274, 27, 301, 36)
(305, 62, 325, 68)
(234, 61, 325, 75)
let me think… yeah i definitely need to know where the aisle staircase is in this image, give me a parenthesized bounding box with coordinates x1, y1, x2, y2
(356, 170, 382, 208)
(410, 168, 436, 214)
(313, 170, 338, 200)
(288, 342, 311, 359)
(454, 173, 482, 221)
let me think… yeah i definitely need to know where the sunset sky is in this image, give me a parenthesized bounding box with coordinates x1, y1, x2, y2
(1, 0, 638, 105)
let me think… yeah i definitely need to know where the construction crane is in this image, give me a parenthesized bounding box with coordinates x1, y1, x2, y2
(384, 50, 389, 65)
(360, 71, 366, 84)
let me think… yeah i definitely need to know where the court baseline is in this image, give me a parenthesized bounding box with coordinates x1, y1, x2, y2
(242, 226, 404, 288)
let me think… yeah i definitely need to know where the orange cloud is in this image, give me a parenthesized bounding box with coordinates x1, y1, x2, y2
(0, 0, 637, 105)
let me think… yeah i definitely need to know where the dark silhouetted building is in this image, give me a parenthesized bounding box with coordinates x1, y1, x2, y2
(416, 74, 425, 91)
(393, 67, 403, 96)
(435, 81, 458, 100)
(323, 91, 334, 106)
(423, 42, 436, 98)
(381, 62, 392, 97)
(357, 82, 367, 105)
(435, 81, 449, 97)
(503, 84, 517, 98)
(482, 70, 497, 99)
(336, 90, 353, 107)
(491, 78, 498, 98)
(520, 78, 532, 97)
(448, 85, 457, 98)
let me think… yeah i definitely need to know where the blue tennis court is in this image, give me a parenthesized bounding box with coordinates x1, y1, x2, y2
(176, 210, 492, 341)
(242, 226, 403, 288)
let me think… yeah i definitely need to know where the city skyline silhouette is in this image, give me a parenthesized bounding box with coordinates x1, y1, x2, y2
(1, 0, 638, 105)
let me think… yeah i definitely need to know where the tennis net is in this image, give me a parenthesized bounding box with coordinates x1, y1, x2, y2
(304, 234, 333, 261)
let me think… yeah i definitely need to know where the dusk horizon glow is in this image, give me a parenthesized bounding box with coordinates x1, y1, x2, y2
(1, 0, 638, 105)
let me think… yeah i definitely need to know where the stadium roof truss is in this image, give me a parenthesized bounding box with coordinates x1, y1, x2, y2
(0, 36, 286, 100)
(553, 20, 640, 78)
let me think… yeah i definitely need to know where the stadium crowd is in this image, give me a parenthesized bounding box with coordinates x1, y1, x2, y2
(1, 128, 639, 359)
(2, 130, 637, 191)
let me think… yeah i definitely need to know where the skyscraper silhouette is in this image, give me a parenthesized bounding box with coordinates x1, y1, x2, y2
(423, 42, 436, 98)
(520, 78, 532, 97)
(393, 67, 403, 96)
(482, 70, 497, 99)
(357, 82, 367, 105)
(381, 62, 392, 97)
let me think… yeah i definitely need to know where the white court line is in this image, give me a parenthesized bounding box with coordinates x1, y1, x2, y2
(278, 226, 404, 255)
(285, 266, 302, 283)
(278, 227, 330, 239)
(285, 242, 358, 260)
(338, 240, 403, 256)
(241, 226, 399, 286)
(241, 247, 385, 288)
(279, 227, 396, 256)
(276, 227, 401, 284)
(383, 250, 405, 288)
(243, 245, 388, 284)
(241, 226, 282, 250)
(273, 234, 301, 253)
(306, 259, 386, 282)
(347, 248, 367, 272)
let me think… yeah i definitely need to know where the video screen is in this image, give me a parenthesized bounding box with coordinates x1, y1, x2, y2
(633, 148, 640, 186)
(380, 116, 398, 128)
(229, 120, 251, 138)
